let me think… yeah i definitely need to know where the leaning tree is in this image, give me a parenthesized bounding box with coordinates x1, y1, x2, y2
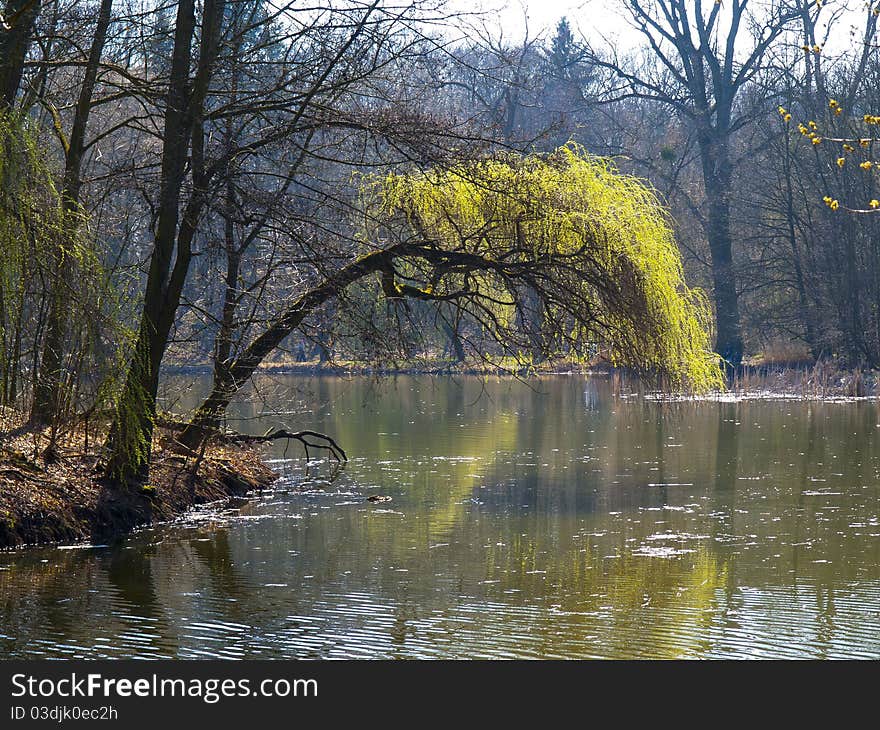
(93, 0, 723, 485)
(176, 145, 723, 448)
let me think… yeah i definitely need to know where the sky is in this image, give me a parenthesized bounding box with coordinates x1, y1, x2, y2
(445, 0, 863, 55)
(448, 0, 635, 44)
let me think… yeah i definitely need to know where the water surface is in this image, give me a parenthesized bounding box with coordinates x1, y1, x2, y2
(3, 375, 880, 659)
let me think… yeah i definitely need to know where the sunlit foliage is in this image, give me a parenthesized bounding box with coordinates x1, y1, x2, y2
(371, 144, 723, 391)
(784, 101, 880, 214)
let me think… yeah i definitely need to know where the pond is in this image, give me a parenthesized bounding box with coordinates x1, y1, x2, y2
(3, 374, 880, 659)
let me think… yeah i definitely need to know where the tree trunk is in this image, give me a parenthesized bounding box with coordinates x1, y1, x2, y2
(441, 316, 465, 363)
(205, 175, 242, 436)
(104, 0, 225, 484)
(699, 133, 743, 369)
(840, 215, 866, 365)
(0, 0, 40, 108)
(0, 277, 7, 404)
(178, 248, 402, 448)
(781, 131, 817, 353)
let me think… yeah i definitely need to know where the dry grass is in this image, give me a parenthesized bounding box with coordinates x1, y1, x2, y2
(745, 340, 815, 368)
(730, 361, 877, 398)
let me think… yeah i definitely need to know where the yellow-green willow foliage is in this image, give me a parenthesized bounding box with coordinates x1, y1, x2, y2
(372, 144, 723, 391)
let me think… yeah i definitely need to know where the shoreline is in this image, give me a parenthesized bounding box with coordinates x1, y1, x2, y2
(161, 360, 593, 378)
(4, 361, 880, 551)
(163, 359, 880, 398)
(0, 425, 278, 550)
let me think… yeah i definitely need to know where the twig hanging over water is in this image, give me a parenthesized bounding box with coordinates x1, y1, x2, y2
(229, 429, 348, 463)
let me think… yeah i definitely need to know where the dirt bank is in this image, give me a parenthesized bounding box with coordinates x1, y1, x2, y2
(0, 419, 277, 549)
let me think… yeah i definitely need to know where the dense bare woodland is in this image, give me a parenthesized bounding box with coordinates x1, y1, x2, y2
(2, 0, 880, 485)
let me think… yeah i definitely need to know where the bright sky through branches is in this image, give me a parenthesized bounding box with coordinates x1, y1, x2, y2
(447, 0, 634, 43)
(449, 0, 863, 55)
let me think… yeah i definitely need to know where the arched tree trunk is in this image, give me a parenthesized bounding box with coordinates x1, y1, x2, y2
(178, 247, 404, 449)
